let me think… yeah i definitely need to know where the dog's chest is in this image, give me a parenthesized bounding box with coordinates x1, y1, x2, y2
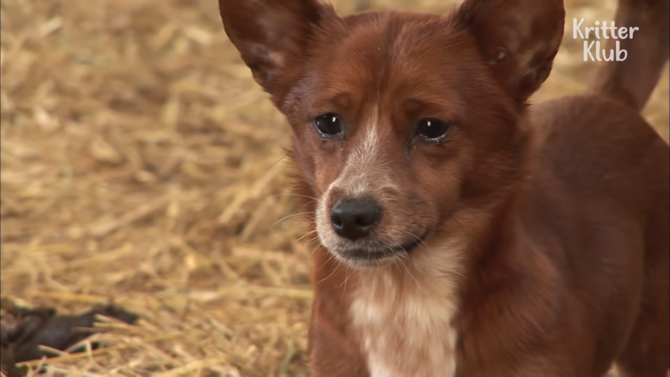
(349, 269, 460, 377)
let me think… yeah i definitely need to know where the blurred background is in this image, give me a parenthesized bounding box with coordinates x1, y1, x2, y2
(1, 0, 667, 376)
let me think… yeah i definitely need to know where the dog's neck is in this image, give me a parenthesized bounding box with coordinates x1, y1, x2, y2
(345, 126, 533, 376)
(345, 199, 516, 376)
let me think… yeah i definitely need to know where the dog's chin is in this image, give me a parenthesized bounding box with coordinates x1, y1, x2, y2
(330, 238, 424, 268)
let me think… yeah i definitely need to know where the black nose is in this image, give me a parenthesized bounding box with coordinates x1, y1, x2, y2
(330, 198, 382, 241)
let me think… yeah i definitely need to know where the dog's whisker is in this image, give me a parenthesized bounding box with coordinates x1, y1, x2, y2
(391, 239, 424, 292)
(318, 252, 342, 285)
(266, 193, 320, 203)
(297, 229, 319, 242)
(271, 211, 315, 228)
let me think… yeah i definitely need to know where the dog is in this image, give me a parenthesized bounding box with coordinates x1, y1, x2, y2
(217, 0, 669, 375)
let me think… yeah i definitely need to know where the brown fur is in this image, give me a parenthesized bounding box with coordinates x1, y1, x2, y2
(217, 0, 669, 375)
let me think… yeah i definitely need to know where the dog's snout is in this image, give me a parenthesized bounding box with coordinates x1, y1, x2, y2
(330, 198, 382, 241)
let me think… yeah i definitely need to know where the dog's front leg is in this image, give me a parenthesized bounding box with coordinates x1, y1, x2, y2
(308, 320, 369, 377)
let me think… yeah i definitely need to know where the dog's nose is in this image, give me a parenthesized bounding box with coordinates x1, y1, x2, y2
(330, 198, 382, 240)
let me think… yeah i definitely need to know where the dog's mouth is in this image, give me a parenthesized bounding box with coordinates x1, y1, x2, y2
(335, 237, 424, 267)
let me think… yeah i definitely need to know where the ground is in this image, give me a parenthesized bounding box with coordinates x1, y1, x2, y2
(1, 0, 668, 376)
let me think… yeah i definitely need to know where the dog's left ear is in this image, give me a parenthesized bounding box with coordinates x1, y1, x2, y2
(455, 0, 565, 104)
(218, 0, 335, 96)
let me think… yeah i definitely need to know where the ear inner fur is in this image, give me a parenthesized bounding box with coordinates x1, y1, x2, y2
(453, 0, 565, 105)
(218, 0, 336, 94)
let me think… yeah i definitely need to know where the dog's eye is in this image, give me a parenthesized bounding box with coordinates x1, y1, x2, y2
(314, 113, 343, 137)
(416, 118, 451, 141)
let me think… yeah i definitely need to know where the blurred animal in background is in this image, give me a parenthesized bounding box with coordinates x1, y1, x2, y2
(1, 298, 138, 375)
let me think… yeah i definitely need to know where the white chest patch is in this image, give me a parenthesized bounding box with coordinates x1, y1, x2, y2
(349, 248, 463, 377)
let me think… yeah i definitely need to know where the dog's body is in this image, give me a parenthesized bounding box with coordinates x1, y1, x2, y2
(217, 0, 669, 375)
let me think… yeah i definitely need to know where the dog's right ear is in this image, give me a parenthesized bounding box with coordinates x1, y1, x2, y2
(454, 0, 565, 105)
(218, 0, 334, 95)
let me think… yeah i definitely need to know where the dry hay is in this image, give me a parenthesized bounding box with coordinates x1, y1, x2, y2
(1, 0, 667, 376)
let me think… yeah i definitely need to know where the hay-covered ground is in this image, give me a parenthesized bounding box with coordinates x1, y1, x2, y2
(1, 0, 667, 375)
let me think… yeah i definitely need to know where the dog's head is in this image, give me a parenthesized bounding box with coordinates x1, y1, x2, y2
(218, 0, 565, 267)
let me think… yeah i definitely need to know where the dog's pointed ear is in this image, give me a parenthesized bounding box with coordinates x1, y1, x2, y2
(218, 0, 334, 94)
(455, 0, 565, 104)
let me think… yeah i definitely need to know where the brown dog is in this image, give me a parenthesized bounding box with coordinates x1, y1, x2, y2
(217, 0, 669, 375)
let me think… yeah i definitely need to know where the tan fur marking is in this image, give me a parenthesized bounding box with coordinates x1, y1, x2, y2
(316, 106, 398, 249)
(350, 240, 464, 377)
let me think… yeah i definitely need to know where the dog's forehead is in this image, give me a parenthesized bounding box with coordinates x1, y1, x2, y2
(309, 13, 471, 106)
